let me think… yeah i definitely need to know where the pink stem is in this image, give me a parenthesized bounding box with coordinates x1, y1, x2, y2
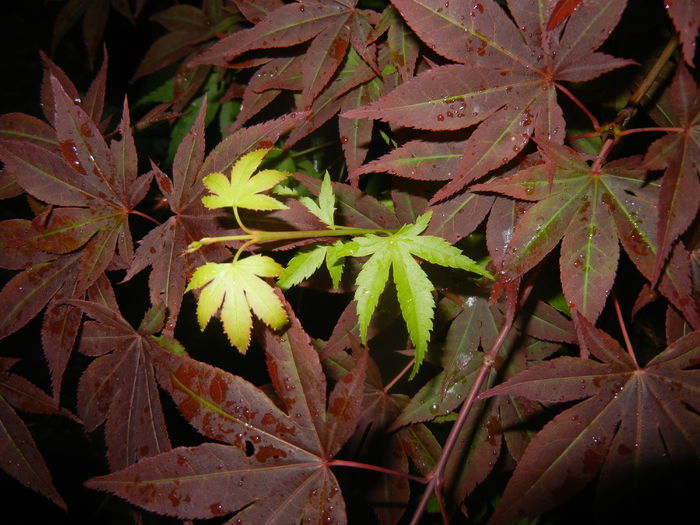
(613, 293, 639, 368)
(618, 127, 684, 137)
(129, 209, 161, 225)
(384, 358, 415, 393)
(328, 459, 427, 484)
(555, 82, 600, 130)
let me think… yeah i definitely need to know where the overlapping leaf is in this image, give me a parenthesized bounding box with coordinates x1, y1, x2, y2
(480, 316, 700, 525)
(339, 212, 492, 375)
(0, 66, 150, 397)
(73, 299, 171, 471)
(643, 64, 700, 285)
(191, 0, 377, 109)
(0, 357, 76, 509)
(389, 290, 571, 512)
(125, 103, 305, 333)
(186, 256, 288, 352)
(345, 0, 634, 202)
(472, 142, 662, 322)
(86, 307, 368, 524)
(132, 0, 241, 112)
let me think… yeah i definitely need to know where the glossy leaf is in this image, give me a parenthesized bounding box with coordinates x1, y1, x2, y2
(186, 256, 288, 352)
(480, 318, 700, 525)
(87, 308, 367, 524)
(345, 0, 633, 201)
(340, 212, 492, 374)
(643, 64, 700, 285)
(74, 300, 171, 471)
(473, 142, 659, 322)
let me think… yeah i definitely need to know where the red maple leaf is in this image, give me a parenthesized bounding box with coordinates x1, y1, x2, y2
(86, 306, 369, 524)
(344, 0, 634, 202)
(479, 315, 700, 524)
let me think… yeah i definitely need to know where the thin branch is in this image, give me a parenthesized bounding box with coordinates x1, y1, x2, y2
(408, 311, 516, 525)
(187, 226, 398, 254)
(628, 35, 678, 107)
(590, 137, 615, 174)
(613, 293, 639, 368)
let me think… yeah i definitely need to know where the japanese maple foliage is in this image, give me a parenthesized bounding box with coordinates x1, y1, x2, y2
(0, 0, 699, 524)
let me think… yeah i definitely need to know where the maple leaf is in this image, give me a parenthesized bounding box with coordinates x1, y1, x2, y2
(472, 141, 662, 323)
(0, 357, 77, 510)
(344, 0, 634, 202)
(479, 316, 700, 525)
(190, 0, 378, 108)
(278, 240, 347, 291)
(201, 148, 289, 211)
(132, 2, 239, 82)
(125, 103, 305, 334)
(86, 307, 368, 524)
(664, 0, 699, 67)
(132, 1, 242, 112)
(186, 255, 288, 352)
(299, 171, 336, 228)
(388, 290, 572, 510)
(339, 212, 492, 375)
(642, 64, 700, 285)
(72, 298, 171, 471)
(51, 0, 144, 68)
(0, 65, 150, 397)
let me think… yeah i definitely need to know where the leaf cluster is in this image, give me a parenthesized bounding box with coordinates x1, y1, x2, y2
(0, 1, 699, 524)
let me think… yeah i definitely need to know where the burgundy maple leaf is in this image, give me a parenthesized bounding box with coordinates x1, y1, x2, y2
(479, 315, 700, 524)
(344, 0, 634, 202)
(86, 307, 368, 524)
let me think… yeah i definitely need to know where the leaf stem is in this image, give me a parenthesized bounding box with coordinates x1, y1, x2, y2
(233, 206, 254, 235)
(555, 82, 600, 130)
(613, 293, 639, 368)
(129, 209, 161, 225)
(328, 459, 427, 484)
(408, 310, 516, 525)
(187, 226, 397, 254)
(255, 227, 396, 243)
(617, 126, 684, 137)
(185, 234, 254, 254)
(383, 358, 415, 393)
(590, 137, 615, 173)
(232, 237, 257, 263)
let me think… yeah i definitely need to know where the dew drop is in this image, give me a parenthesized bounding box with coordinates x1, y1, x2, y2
(436, 114, 445, 121)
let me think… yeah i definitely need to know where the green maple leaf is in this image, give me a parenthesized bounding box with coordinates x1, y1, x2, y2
(201, 148, 289, 211)
(277, 240, 346, 290)
(340, 212, 493, 376)
(299, 171, 336, 228)
(185, 255, 288, 353)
